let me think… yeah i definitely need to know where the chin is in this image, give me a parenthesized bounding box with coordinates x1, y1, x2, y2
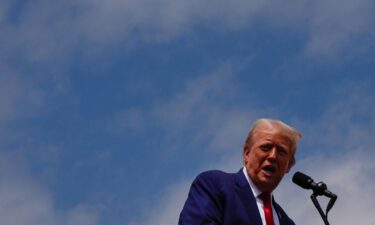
(260, 179, 280, 190)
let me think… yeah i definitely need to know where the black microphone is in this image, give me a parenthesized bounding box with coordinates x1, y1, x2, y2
(292, 171, 337, 198)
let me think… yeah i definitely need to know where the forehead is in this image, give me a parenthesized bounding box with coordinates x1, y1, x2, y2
(253, 131, 293, 149)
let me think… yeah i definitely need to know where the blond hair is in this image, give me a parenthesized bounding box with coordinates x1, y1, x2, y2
(244, 118, 302, 155)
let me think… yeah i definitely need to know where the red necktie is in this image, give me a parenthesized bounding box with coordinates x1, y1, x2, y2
(260, 192, 275, 225)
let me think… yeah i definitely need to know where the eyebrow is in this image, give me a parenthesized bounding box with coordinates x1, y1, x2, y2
(262, 139, 291, 150)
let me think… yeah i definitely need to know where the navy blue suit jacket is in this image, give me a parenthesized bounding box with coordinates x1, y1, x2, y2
(179, 170, 295, 225)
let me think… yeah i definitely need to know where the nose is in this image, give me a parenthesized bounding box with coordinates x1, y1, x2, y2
(267, 148, 277, 160)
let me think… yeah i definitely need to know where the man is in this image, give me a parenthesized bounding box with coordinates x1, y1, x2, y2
(179, 118, 301, 225)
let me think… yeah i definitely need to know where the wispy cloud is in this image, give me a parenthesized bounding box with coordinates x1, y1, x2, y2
(125, 76, 375, 225)
(299, 81, 375, 152)
(108, 62, 264, 154)
(1, 0, 374, 62)
(127, 180, 191, 225)
(282, 80, 375, 224)
(305, 0, 375, 56)
(0, 153, 100, 225)
(0, 69, 45, 124)
(128, 149, 375, 225)
(0, 1, 374, 225)
(279, 151, 375, 225)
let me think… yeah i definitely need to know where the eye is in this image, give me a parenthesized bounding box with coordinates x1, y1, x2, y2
(259, 143, 273, 151)
(276, 146, 288, 156)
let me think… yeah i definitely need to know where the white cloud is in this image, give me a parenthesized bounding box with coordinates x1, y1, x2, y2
(1, 0, 373, 61)
(127, 180, 191, 225)
(109, 108, 147, 133)
(67, 0, 267, 43)
(126, 139, 375, 225)
(0, 153, 100, 225)
(0, 61, 71, 128)
(278, 82, 375, 225)
(0, 68, 45, 124)
(278, 151, 375, 225)
(299, 81, 375, 152)
(109, 63, 250, 149)
(1, 2, 374, 224)
(153, 63, 237, 128)
(126, 76, 375, 225)
(305, 0, 375, 56)
(108, 62, 274, 158)
(66, 205, 100, 225)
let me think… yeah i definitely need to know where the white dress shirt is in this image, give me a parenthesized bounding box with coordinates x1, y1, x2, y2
(242, 167, 280, 225)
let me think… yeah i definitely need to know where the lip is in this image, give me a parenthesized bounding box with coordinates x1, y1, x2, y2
(262, 165, 277, 177)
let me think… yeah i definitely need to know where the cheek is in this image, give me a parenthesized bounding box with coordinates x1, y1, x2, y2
(249, 155, 266, 170)
(279, 159, 291, 171)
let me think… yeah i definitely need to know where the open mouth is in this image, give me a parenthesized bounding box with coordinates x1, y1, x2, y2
(262, 165, 276, 174)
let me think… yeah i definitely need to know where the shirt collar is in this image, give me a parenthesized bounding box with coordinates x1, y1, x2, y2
(242, 167, 272, 198)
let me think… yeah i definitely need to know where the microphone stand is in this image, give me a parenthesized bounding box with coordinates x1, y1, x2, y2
(310, 191, 337, 225)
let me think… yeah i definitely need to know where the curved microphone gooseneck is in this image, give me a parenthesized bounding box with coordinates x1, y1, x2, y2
(292, 171, 338, 225)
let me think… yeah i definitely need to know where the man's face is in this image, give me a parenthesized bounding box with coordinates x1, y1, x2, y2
(243, 130, 295, 192)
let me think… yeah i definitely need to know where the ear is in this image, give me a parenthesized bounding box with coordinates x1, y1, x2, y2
(286, 156, 296, 173)
(243, 146, 250, 164)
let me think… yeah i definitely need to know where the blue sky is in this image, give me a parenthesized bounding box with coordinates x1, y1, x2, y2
(1, 1, 375, 225)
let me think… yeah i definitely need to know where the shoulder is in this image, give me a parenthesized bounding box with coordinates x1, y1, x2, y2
(192, 170, 237, 190)
(179, 170, 238, 224)
(195, 170, 235, 182)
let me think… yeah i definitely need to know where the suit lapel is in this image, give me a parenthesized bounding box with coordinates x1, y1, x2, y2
(235, 170, 263, 225)
(272, 198, 288, 225)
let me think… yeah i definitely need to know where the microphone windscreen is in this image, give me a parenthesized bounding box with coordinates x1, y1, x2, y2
(292, 171, 312, 189)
